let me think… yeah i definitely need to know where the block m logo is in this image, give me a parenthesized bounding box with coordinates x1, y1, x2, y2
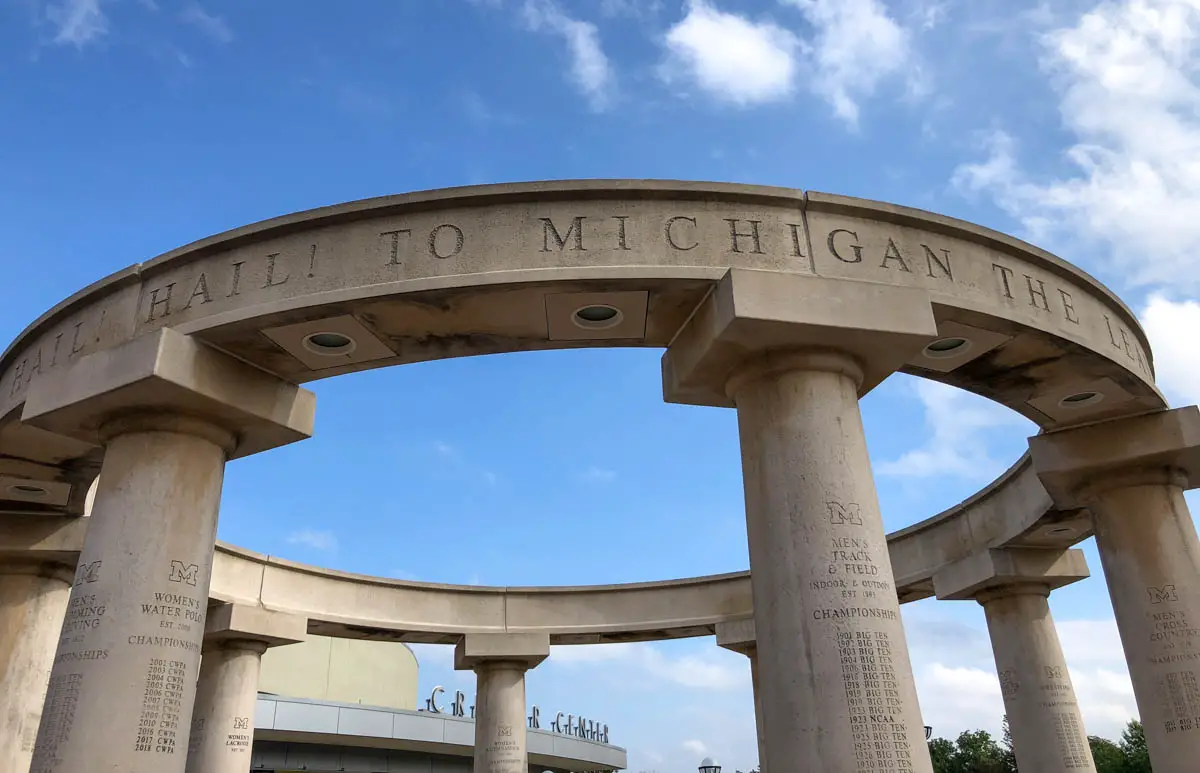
(168, 560, 200, 586)
(827, 501, 863, 526)
(1147, 585, 1179, 604)
(74, 560, 101, 586)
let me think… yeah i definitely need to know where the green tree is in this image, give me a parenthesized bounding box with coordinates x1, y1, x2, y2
(1088, 735, 1125, 773)
(928, 737, 956, 773)
(952, 729, 1010, 773)
(1000, 716, 1018, 772)
(1119, 719, 1151, 773)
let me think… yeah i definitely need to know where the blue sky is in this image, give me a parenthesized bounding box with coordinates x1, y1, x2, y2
(6, 0, 1200, 770)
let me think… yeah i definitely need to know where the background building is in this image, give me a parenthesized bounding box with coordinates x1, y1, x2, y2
(249, 635, 627, 772)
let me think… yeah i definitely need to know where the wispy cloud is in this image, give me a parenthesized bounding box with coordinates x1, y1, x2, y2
(877, 378, 1034, 481)
(521, 0, 615, 111)
(952, 0, 1200, 294)
(47, 0, 107, 47)
(181, 2, 233, 43)
(285, 528, 338, 552)
(579, 465, 617, 483)
(550, 641, 745, 690)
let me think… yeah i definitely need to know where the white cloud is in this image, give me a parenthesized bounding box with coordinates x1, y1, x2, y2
(877, 379, 1035, 480)
(682, 738, 710, 757)
(580, 465, 618, 483)
(661, 0, 800, 106)
(48, 0, 107, 47)
(433, 440, 456, 457)
(285, 528, 338, 552)
(522, 0, 615, 110)
(551, 641, 746, 690)
(782, 0, 916, 125)
(181, 2, 233, 43)
(906, 610, 1137, 742)
(953, 0, 1200, 293)
(1141, 294, 1200, 404)
(660, 0, 916, 124)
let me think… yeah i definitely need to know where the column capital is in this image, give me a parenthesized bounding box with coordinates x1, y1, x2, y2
(21, 326, 315, 459)
(660, 268, 938, 407)
(454, 633, 549, 671)
(715, 617, 757, 656)
(932, 548, 1089, 601)
(1029, 406, 1200, 507)
(203, 603, 306, 650)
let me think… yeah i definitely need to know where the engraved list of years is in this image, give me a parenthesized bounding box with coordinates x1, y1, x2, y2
(840, 630, 915, 771)
(136, 658, 188, 755)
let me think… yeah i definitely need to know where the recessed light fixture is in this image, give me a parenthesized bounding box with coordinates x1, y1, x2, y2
(922, 337, 972, 359)
(301, 331, 357, 357)
(571, 304, 624, 330)
(8, 483, 47, 498)
(1057, 391, 1104, 409)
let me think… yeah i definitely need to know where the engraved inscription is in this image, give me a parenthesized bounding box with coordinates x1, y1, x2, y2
(30, 672, 83, 772)
(999, 668, 1019, 698)
(840, 630, 915, 771)
(486, 720, 524, 773)
(1053, 712, 1091, 769)
(226, 715, 252, 753)
(827, 500, 863, 526)
(74, 560, 101, 586)
(1149, 585, 1180, 604)
(1159, 669, 1200, 734)
(135, 658, 187, 754)
(168, 560, 200, 586)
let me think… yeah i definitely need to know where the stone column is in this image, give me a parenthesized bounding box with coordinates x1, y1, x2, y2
(716, 618, 766, 771)
(662, 270, 939, 773)
(0, 560, 74, 773)
(1031, 407, 1200, 773)
(185, 604, 305, 773)
(18, 327, 315, 773)
(454, 633, 549, 773)
(934, 548, 1095, 773)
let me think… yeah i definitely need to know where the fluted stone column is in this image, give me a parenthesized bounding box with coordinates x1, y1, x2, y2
(185, 605, 304, 773)
(716, 618, 766, 771)
(662, 269, 939, 773)
(1031, 407, 1200, 773)
(18, 327, 315, 773)
(934, 548, 1095, 773)
(454, 633, 549, 773)
(0, 560, 74, 773)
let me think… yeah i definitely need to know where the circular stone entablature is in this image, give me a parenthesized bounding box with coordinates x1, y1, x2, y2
(0, 180, 1164, 613)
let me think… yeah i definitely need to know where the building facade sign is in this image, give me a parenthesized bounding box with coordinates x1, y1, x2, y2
(423, 687, 610, 744)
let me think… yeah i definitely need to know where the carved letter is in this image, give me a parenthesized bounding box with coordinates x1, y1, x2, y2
(991, 263, 1015, 299)
(228, 261, 245, 297)
(168, 560, 200, 587)
(725, 219, 764, 254)
(1024, 275, 1050, 311)
(181, 274, 212, 311)
(827, 501, 863, 525)
(880, 238, 911, 272)
(1148, 585, 1179, 604)
(787, 223, 807, 257)
(665, 216, 698, 250)
(922, 244, 952, 280)
(380, 229, 411, 266)
(540, 216, 586, 252)
(146, 283, 176, 323)
(75, 560, 102, 585)
(827, 229, 863, 263)
(613, 216, 631, 250)
(428, 224, 464, 259)
(1058, 289, 1079, 324)
(263, 253, 289, 288)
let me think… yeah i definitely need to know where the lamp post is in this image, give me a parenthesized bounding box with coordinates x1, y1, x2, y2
(699, 757, 722, 773)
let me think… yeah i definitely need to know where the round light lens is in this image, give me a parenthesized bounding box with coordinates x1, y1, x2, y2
(571, 305, 624, 330)
(302, 332, 357, 356)
(922, 337, 971, 359)
(8, 484, 47, 498)
(1058, 391, 1103, 408)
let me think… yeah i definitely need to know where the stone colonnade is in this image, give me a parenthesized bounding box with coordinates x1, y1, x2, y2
(0, 274, 1197, 773)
